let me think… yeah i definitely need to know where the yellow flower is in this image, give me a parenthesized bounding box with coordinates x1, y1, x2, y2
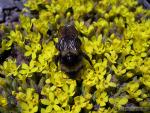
(40, 41, 58, 62)
(140, 74, 150, 89)
(104, 74, 116, 88)
(104, 51, 118, 64)
(0, 77, 6, 86)
(96, 91, 108, 107)
(20, 102, 38, 113)
(41, 92, 61, 113)
(26, 32, 41, 43)
(92, 35, 105, 55)
(72, 96, 92, 112)
(25, 43, 41, 59)
(19, 14, 32, 33)
(75, 21, 94, 36)
(111, 64, 126, 76)
(111, 38, 123, 53)
(0, 59, 19, 77)
(32, 19, 49, 36)
(122, 40, 133, 55)
(126, 71, 134, 78)
(62, 80, 76, 97)
(41, 85, 63, 112)
(0, 39, 12, 53)
(8, 30, 24, 47)
(94, 58, 107, 79)
(140, 58, 150, 74)
(0, 95, 7, 107)
(125, 81, 142, 99)
(109, 97, 128, 109)
(82, 37, 94, 56)
(140, 100, 150, 108)
(19, 60, 38, 78)
(83, 69, 98, 87)
(124, 55, 143, 70)
(16, 88, 39, 113)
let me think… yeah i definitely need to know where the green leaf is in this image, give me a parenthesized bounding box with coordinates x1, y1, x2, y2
(118, 97, 128, 105)
(53, 105, 61, 111)
(32, 106, 38, 112)
(31, 67, 38, 72)
(32, 53, 36, 59)
(25, 51, 32, 56)
(41, 99, 50, 105)
(22, 63, 29, 69)
(25, 45, 31, 50)
(46, 105, 52, 112)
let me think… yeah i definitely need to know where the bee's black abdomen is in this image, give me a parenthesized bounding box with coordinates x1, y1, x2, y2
(61, 53, 82, 66)
(67, 71, 79, 78)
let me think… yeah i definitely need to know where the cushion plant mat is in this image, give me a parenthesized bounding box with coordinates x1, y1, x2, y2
(0, 0, 150, 113)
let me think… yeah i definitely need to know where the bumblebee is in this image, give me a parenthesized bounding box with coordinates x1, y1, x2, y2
(54, 24, 92, 78)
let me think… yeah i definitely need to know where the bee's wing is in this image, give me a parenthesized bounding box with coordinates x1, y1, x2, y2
(59, 25, 78, 38)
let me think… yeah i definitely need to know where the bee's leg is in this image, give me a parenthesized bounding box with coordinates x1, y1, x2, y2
(53, 54, 60, 70)
(81, 52, 93, 66)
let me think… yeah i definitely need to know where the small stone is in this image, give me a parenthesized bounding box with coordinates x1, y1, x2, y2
(0, 0, 16, 10)
(14, 1, 24, 11)
(4, 10, 11, 16)
(5, 16, 11, 23)
(143, 0, 150, 9)
(0, 8, 4, 23)
(22, 0, 27, 4)
(10, 11, 19, 22)
(138, 0, 150, 9)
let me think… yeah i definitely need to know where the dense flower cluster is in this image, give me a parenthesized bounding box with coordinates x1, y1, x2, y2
(0, 0, 150, 113)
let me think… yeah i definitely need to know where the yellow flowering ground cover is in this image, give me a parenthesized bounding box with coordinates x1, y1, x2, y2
(0, 0, 150, 113)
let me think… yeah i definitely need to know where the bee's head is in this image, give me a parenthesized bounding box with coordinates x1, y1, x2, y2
(59, 24, 78, 39)
(61, 52, 81, 66)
